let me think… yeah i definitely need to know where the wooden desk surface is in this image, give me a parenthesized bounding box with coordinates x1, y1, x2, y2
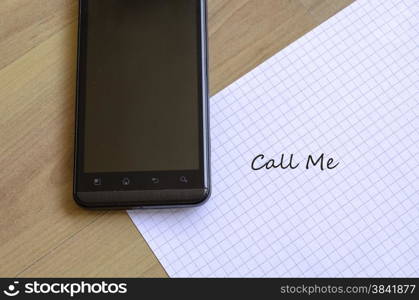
(0, 0, 352, 277)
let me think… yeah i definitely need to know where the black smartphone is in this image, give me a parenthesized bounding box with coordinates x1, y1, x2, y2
(74, 0, 210, 209)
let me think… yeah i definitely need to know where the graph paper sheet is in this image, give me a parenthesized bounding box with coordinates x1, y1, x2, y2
(129, 0, 419, 277)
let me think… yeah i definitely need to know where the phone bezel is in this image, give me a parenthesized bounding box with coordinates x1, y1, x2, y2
(73, 0, 210, 205)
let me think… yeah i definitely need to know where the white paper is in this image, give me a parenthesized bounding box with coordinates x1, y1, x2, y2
(129, 0, 419, 277)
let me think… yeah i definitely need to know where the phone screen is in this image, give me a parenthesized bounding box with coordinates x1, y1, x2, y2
(83, 0, 201, 173)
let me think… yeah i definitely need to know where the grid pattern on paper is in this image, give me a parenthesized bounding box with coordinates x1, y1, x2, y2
(129, 0, 419, 277)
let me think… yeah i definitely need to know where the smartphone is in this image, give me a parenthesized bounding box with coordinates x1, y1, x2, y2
(74, 0, 210, 208)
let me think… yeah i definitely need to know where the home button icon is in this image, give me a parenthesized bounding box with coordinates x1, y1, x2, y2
(121, 177, 131, 186)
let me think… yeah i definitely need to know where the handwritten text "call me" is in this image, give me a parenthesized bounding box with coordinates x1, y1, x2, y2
(251, 153, 339, 171)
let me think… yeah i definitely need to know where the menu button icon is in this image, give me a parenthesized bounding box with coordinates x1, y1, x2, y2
(93, 178, 102, 186)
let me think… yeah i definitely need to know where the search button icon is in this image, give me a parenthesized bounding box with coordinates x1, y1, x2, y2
(179, 176, 189, 184)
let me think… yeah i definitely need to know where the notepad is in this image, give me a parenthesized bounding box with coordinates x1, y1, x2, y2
(129, 0, 419, 277)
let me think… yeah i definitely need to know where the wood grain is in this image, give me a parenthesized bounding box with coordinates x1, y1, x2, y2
(0, 0, 353, 277)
